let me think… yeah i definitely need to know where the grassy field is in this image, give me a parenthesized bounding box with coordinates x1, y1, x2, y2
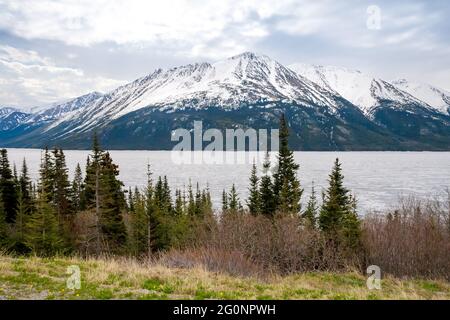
(0, 254, 449, 300)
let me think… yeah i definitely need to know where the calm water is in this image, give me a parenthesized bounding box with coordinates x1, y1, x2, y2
(5, 149, 450, 213)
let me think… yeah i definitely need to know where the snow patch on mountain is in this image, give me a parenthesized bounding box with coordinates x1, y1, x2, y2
(392, 79, 450, 115)
(0, 107, 30, 131)
(27, 92, 103, 124)
(288, 63, 429, 115)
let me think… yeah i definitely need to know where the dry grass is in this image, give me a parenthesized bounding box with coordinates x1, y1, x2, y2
(0, 253, 448, 300)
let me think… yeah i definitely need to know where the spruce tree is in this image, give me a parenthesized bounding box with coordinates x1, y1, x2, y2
(52, 148, 72, 218)
(163, 176, 172, 212)
(194, 182, 202, 216)
(187, 181, 196, 216)
(25, 191, 63, 256)
(71, 163, 83, 212)
(12, 186, 31, 253)
(38, 147, 54, 201)
(228, 184, 240, 212)
(82, 135, 127, 253)
(19, 159, 32, 208)
(303, 182, 318, 228)
(0, 196, 7, 247)
(0, 149, 18, 223)
(319, 158, 361, 248)
(272, 114, 302, 214)
(341, 194, 361, 250)
(144, 164, 154, 255)
(129, 189, 150, 256)
(259, 152, 275, 217)
(222, 189, 228, 212)
(247, 160, 260, 215)
(128, 187, 135, 213)
(174, 189, 184, 216)
(201, 186, 213, 217)
(97, 152, 127, 252)
(82, 132, 104, 207)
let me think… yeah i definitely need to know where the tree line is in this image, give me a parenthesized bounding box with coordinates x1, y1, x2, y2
(0, 114, 361, 258)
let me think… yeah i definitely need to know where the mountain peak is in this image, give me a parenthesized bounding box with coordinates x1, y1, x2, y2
(229, 51, 259, 60)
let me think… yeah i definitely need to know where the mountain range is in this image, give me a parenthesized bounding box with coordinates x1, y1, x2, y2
(1, 52, 449, 150)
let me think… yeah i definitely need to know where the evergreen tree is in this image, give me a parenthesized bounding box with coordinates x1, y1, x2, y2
(52, 148, 72, 218)
(19, 159, 32, 207)
(174, 189, 184, 216)
(272, 114, 303, 214)
(303, 182, 318, 228)
(0, 196, 7, 246)
(247, 160, 260, 215)
(129, 189, 149, 255)
(319, 158, 361, 248)
(163, 176, 172, 212)
(25, 191, 63, 256)
(82, 135, 127, 253)
(222, 189, 228, 212)
(128, 187, 134, 213)
(97, 152, 127, 252)
(0, 149, 18, 223)
(144, 164, 154, 255)
(12, 164, 18, 188)
(71, 163, 83, 212)
(38, 148, 54, 201)
(341, 194, 361, 250)
(194, 182, 202, 216)
(228, 184, 240, 212)
(13, 161, 33, 253)
(201, 185, 213, 217)
(187, 181, 196, 216)
(259, 152, 275, 217)
(82, 132, 104, 207)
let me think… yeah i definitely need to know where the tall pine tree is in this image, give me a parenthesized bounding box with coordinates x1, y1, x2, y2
(71, 163, 84, 212)
(319, 158, 361, 248)
(0, 196, 7, 247)
(247, 160, 260, 215)
(0, 149, 18, 223)
(12, 161, 34, 253)
(25, 191, 63, 256)
(97, 152, 127, 252)
(302, 182, 318, 228)
(259, 152, 275, 217)
(272, 114, 302, 214)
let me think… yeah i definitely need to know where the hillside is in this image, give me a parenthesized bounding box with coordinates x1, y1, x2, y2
(0, 255, 449, 300)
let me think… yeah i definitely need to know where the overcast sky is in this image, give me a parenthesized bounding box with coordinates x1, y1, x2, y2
(0, 0, 449, 107)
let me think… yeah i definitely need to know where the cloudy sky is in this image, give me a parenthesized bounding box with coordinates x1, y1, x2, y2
(0, 0, 449, 107)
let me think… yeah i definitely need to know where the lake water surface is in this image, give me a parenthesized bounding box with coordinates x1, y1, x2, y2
(5, 149, 450, 213)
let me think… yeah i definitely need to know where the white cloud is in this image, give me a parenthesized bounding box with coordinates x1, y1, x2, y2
(0, 45, 125, 106)
(0, 0, 449, 104)
(0, 0, 447, 57)
(0, 0, 274, 58)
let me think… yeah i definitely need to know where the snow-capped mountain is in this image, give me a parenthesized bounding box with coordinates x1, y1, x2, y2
(288, 63, 432, 115)
(0, 107, 30, 131)
(49, 52, 344, 134)
(392, 79, 450, 115)
(0, 92, 103, 132)
(0, 107, 18, 117)
(27, 92, 103, 123)
(1, 52, 449, 150)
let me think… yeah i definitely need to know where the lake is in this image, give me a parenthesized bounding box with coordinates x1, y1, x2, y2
(4, 149, 450, 213)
